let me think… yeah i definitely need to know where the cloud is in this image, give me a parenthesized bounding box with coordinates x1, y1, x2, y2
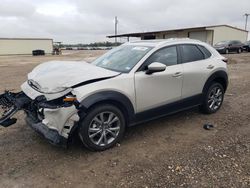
(0, 0, 35, 18)
(0, 0, 249, 43)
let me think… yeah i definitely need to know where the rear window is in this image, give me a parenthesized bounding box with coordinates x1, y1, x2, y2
(180, 44, 204, 63)
(197, 45, 212, 59)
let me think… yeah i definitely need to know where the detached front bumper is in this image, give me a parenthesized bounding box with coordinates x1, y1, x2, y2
(26, 115, 68, 146)
(24, 103, 79, 147)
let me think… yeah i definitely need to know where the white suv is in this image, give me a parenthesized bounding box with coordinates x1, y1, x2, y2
(0, 39, 228, 151)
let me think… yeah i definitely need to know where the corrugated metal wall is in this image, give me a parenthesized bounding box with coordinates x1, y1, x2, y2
(0, 39, 53, 55)
(209, 26, 248, 45)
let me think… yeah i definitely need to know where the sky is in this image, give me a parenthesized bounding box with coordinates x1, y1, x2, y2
(0, 0, 249, 44)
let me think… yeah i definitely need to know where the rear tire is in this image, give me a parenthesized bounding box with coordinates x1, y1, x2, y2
(78, 104, 126, 151)
(200, 82, 224, 114)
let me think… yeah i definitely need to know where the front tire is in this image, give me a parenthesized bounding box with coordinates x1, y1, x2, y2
(237, 48, 242, 54)
(200, 82, 225, 114)
(78, 104, 126, 151)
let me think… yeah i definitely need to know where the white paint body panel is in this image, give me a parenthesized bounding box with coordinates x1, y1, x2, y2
(72, 74, 136, 111)
(28, 61, 119, 92)
(181, 57, 227, 98)
(135, 64, 183, 112)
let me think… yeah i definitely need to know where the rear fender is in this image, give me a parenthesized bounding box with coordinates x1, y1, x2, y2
(202, 71, 228, 94)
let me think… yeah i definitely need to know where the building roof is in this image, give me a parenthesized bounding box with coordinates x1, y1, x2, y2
(107, 24, 248, 38)
(0, 38, 53, 40)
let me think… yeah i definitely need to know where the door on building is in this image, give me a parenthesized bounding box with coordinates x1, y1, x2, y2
(143, 35, 156, 40)
(189, 31, 207, 43)
(164, 33, 178, 39)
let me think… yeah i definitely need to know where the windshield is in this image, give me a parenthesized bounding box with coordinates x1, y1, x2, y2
(92, 45, 153, 73)
(215, 41, 229, 46)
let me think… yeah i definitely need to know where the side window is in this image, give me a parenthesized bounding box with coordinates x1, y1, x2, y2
(180, 44, 204, 63)
(197, 45, 212, 59)
(145, 46, 178, 67)
(231, 41, 237, 45)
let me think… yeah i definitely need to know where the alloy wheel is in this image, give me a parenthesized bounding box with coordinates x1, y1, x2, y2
(88, 111, 121, 147)
(207, 86, 223, 111)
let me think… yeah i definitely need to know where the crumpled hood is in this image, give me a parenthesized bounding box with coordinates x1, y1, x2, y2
(27, 61, 119, 93)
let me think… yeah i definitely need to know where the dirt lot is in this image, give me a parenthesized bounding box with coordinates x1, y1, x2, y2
(0, 51, 249, 188)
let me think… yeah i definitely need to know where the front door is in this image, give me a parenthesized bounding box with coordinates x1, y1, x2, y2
(134, 46, 183, 113)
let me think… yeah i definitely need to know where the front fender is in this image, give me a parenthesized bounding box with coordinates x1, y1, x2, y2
(79, 91, 135, 122)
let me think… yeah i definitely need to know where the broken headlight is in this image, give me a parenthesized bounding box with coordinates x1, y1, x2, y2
(37, 94, 78, 109)
(28, 80, 69, 94)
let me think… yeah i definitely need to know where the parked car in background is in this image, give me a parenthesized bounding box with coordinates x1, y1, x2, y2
(32, 49, 45, 56)
(214, 40, 244, 54)
(243, 41, 250, 52)
(0, 39, 228, 151)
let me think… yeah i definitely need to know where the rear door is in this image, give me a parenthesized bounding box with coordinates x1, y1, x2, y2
(229, 41, 237, 52)
(180, 44, 213, 99)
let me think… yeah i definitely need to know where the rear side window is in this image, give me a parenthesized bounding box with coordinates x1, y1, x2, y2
(197, 45, 212, 59)
(180, 44, 204, 63)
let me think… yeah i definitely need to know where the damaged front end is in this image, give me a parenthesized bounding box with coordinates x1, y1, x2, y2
(0, 91, 80, 147)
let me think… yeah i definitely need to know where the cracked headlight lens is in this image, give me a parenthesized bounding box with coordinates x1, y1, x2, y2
(28, 80, 69, 94)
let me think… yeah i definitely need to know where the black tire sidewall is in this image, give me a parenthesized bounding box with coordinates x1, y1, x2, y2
(202, 82, 225, 114)
(78, 104, 126, 151)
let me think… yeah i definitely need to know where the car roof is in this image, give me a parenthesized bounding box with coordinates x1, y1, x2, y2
(125, 38, 204, 47)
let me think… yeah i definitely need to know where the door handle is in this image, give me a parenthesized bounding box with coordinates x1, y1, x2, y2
(172, 72, 182, 77)
(207, 65, 214, 69)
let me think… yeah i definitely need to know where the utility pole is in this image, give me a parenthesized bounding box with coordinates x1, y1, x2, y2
(244, 13, 250, 30)
(114, 16, 118, 43)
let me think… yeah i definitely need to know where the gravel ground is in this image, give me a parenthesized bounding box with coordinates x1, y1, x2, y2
(0, 51, 249, 188)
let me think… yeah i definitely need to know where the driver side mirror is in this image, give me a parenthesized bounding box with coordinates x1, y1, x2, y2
(146, 62, 166, 75)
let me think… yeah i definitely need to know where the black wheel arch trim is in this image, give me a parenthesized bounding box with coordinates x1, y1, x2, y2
(78, 90, 135, 122)
(202, 70, 228, 94)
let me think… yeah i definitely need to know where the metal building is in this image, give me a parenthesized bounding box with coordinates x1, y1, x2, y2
(0, 38, 53, 55)
(107, 25, 248, 45)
